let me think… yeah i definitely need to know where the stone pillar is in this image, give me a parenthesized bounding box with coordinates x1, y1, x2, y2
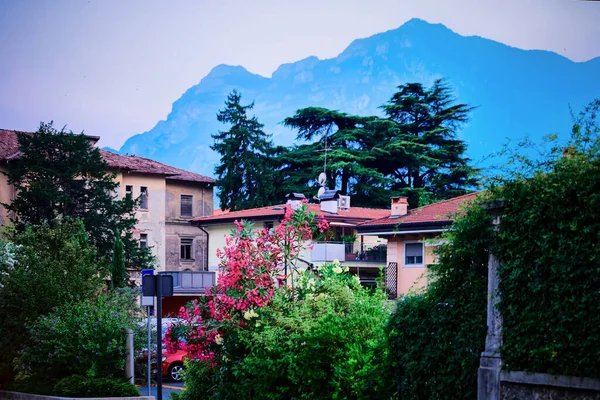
(478, 200, 505, 400)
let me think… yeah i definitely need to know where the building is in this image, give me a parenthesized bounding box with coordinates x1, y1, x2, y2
(0, 129, 216, 307)
(356, 193, 479, 298)
(191, 192, 391, 285)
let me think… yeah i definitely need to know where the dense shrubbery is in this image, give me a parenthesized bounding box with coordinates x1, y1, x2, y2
(494, 100, 600, 378)
(387, 198, 491, 399)
(52, 375, 140, 398)
(0, 221, 103, 382)
(15, 289, 141, 384)
(177, 262, 392, 400)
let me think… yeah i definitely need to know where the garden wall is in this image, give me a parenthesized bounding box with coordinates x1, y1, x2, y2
(500, 371, 600, 400)
(0, 391, 153, 400)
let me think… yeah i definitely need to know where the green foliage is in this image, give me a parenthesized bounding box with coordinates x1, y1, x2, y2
(15, 289, 141, 383)
(178, 261, 393, 400)
(0, 221, 102, 381)
(212, 90, 279, 211)
(111, 229, 127, 289)
(52, 375, 140, 398)
(279, 81, 478, 208)
(387, 198, 491, 399)
(493, 98, 600, 378)
(4, 121, 152, 270)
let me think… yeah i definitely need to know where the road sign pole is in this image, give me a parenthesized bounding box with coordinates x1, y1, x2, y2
(147, 306, 151, 396)
(156, 276, 163, 400)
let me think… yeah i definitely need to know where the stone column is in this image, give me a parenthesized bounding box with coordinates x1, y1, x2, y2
(478, 199, 505, 400)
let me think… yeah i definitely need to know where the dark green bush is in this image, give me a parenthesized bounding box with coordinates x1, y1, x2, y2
(52, 375, 140, 398)
(496, 151, 600, 378)
(15, 289, 141, 383)
(387, 199, 492, 399)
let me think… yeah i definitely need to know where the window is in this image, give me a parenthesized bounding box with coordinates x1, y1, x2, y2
(180, 195, 193, 217)
(263, 222, 274, 230)
(404, 242, 424, 266)
(140, 186, 148, 210)
(140, 234, 148, 248)
(125, 185, 133, 198)
(180, 238, 193, 260)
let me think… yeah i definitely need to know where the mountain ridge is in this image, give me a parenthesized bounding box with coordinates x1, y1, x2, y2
(117, 18, 600, 180)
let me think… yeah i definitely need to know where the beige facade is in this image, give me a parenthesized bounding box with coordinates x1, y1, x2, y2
(0, 129, 215, 273)
(385, 236, 439, 294)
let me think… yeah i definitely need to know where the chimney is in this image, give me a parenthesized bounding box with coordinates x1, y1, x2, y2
(286, 193, 306, 210)
(391, 196, 408, 216)
(319, 190, 340, 214)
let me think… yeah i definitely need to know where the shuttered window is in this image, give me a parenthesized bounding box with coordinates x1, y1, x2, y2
(181, 195, 193, 217)
(405, 243, 424, 265)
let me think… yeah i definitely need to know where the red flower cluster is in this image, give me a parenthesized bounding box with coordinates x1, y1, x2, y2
(163, 204, 328, 362)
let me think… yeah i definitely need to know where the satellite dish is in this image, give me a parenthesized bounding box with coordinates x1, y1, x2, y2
(317, 172, 327, 185)
(317, 187, 326, 199)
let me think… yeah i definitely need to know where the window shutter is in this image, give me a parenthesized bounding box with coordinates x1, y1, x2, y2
(181, 195, 193, 217)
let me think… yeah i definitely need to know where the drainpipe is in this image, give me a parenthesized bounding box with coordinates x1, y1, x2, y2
(198, 226, 210, 272)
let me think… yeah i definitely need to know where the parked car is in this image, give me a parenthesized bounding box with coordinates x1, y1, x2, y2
(137, 318, 189, 382)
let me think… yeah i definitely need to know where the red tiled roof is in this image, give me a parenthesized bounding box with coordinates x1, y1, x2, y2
(0, 129, 214, 184)
(357, 192, 480, 230)
(192, 203, 390, 225)
(0, 129, 22, 161)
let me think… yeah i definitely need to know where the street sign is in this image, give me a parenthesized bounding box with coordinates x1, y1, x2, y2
(142, 274, 174, 297)
(141, 269, 154, 307)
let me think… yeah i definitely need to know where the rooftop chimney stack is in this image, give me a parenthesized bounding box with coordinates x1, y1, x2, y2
(391, 196, 408, 216)
(319, 190, 340, 214)
(286, 193, 306, 210)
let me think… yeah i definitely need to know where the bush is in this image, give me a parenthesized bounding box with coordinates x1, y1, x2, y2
(52, 375, 140, 398)
(0, 221, 103, 382)
(15, 289, 141, 384)
(387, 198, 491, 399)
(178, 261, 393, 400)
(495, 126, 600, 377)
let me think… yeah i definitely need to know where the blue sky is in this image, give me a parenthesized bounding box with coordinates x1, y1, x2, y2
(1, 0, 599, 149)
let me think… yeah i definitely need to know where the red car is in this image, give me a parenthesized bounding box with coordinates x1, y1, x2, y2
(152, 349, 188, 382)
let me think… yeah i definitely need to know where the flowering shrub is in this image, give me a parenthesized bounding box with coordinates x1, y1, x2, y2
(164, 203, 327, 362)
(175, 260, 392, 400)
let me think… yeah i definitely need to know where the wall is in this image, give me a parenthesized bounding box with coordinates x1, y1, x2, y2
(387, 235, 439, 295)
(500, 371, 600, 400)
(0, 165, 14, 227)
(165, 181, 213, 271)
(116, 172, 167, 271)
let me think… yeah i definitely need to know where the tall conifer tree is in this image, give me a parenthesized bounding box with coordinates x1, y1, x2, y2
(211, 90, 278, 211)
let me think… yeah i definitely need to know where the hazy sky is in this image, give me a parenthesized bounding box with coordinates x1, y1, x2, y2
(1, 0, 599, 149)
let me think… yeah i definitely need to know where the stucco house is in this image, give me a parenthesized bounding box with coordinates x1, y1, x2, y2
(191, 192, 391, 285)
(0, 129, 216, 313)
(356, 193, 479, 298)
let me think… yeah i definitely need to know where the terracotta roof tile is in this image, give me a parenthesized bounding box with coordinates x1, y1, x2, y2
(0, 129, 214, 184)
(357, 192, 480, 230)
(192, 203, 390, 225)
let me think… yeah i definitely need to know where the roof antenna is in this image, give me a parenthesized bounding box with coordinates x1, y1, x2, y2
(315, 125, 331, 200)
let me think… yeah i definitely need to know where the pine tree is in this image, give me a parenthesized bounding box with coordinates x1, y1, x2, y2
(4, 122, 153, 270)
(111, 229, 127, 289)
(211, 90, 278, 211)
(281, 107, 386, 204)
(378, 79, 479, 207)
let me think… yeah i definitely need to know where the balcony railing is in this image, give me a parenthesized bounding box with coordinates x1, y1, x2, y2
(158, 271, 215, 294)
(311, 241, 387, 263)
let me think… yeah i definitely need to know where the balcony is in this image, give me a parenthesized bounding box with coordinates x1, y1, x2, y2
(158, 271, 215, 295)
(311, 242, 387, 263)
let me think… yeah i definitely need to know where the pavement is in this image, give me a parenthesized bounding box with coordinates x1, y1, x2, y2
(138, 382, 185, 399)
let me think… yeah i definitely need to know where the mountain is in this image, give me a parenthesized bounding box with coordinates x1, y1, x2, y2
(118, 18, 600, 179)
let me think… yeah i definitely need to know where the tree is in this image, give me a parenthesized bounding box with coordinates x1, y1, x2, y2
(281, 108, 387, 205)
(4, 122, 152, 270)
(211, 90, 279, 211)
(111, 229, 127, 289)
(378, 79, 479, 207)
(0, 221, 103, 381)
